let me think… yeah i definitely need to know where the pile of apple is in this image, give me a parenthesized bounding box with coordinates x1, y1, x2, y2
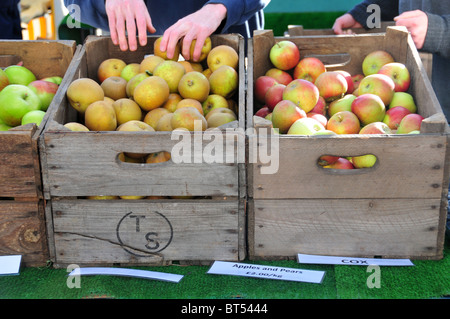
(254, 40, 423, 169)
(0, 64, 62, 131)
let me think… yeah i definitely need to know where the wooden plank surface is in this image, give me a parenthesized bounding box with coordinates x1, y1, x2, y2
(51, 199, 242, 266)
(249, 198, 444, 260)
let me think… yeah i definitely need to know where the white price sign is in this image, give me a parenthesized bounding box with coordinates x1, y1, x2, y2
(297, 253, 414, 266)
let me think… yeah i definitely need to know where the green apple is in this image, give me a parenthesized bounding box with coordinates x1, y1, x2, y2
(0, 117, 12, 131)
(21, 110, 46, 127)
(4, 65, 36, 86)
(388, 92, 417, 113)
(28, 80, 59, 111)
(352, 154, 377, 168)
(42, 76, 63, 85)
(0, 84, 41, 126)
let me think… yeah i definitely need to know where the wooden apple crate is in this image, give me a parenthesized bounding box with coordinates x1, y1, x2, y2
(246, 27, 450, 261)
(286, 22, 433, 80)
(0, 40, 77, 266)
(40, 35, 247, 267)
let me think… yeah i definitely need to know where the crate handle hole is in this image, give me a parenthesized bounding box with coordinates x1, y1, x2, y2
(117, 151, 171, 165)
(317, 154, 378, 172)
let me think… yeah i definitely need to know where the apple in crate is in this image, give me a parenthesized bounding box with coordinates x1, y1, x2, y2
(314, 71, 348, 102)
(352, 154, 377, 168)
(265, 68, 293, 85)
(282, 78, 319, 113)
(293, 57, 326, 83)
(269, 40, 300, 71)
(0, 84, 41, 126)
(396, 113, 424, 134)
(357, 74, 395, 106)
(362, 50, 394, 76)
(351, 93, 386, 126)
(335, 70, 354, 94)
(327, 111, 360, 134)
(271, 99, 306, 134)
(254, 75, 278, 104)
(389, 92, 417, 113)
(265, 83, 286, 111)
(310, 96, 326, 116)
(323, 157, 354, 169)
(382, 106, 411, 129)
(28, 79, 59, 111)
(359, 121, 392, 134)
(377, 62, 410, 92)
(254, 106, 270, 119)
(287, 117, 325, 135)
(328, 94, 356, 117)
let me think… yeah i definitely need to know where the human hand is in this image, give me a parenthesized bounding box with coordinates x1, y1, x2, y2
(394, 10, 428, 49)
(159, 4, 227, 61)
(332, 13, 363, 34)
(105, 0, 156, 51)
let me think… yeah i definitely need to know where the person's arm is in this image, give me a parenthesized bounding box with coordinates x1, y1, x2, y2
(421, 12, 450, 58)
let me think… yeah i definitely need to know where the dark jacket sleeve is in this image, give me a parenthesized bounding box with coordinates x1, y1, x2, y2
(348, 0, 399, 28)
(424, 13, 450, 59)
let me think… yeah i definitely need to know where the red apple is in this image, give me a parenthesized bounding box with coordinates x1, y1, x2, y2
(293, 57, 326, 83)
(377, 62, 410, 92)
(254, 75, 278, 104)
(357, 74, 395, 106)
(0, 69, 10, 92)
(28, 80, 59, 111)
(362, 50, 395, 76)
(328, 94, 356, 117)
(287, 117, 325, 135)
(269, 40, 300, 71)
(254, 106, 270, 118)
(351, 93, 386, 126)
(310, 96, 326, 115)
(265, 83, 286, 111)
(396, 113, 424, 134)
(335, 70, 354, 94)
(271, 99, 307, 134)
(351, 74, 364, 90)
(382, 106, 411, 129)
(265, 68, 293, 85)
(318, 155, 340, 166)
(307, 112, 327, 127)
(314, 71, 348, 102)
(327, 110, 360, 134)
(359, 121, 392, 134)
(323, 157, 354, 169)
(282, 78, 320, 113)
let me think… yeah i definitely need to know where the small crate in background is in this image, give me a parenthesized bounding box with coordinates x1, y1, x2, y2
(40, 35, 246, 267)
(246, 27, 449, 261)
(0, 40, 77, 266)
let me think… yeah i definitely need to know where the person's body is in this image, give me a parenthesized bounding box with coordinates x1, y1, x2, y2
(63, 0, 269, 60)
(332, 0, 450, 122)
(0, 0, 22, 39)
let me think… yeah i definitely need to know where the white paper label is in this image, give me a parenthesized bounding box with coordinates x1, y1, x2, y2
(297, 253, 414, 266)
(207, 261, 325, 283)
(0, 255, 22, 275)
(68, 267, 183, 283)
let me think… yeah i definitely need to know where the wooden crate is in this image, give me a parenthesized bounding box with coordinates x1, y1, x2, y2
(40, 35, 246, 267)
(246, 27, 449, 260)
(0, 40, 76, 266)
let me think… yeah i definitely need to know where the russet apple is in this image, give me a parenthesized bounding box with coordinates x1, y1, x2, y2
(377, 62, 410, 92)
(328, 94, 356, 117)
(155, 113, 174, 131)
(265, 83, 286, 111)
(327, 111, 360, 134)
(64, 122, 89, 131)
(269, 40, 300, 71)
(287, 117, 325, 135)
(176, 98, 204, 115)
(206, 111, 237, 128)
(153, 60, 186, 93)
(265, 68, 293, 85)
(120, 63, 141, 82)
(178, 71, 210, 102)
(314, 71, 348, 102)
(112, 98, 143, 125)
(126, 72, 150, 98)
(362, 50, 394, 76)
(28, 79, 59, 111)
(208, 65, 238, 99)
(254, 75, 278, 104)
(202, 94, 229, 116)
(97, 58, 126, 83)
(66, 78, 105, 114)
(101, 76, 128, 100)
(271, 99, 307, 134)
(117, 120, 154, 132)
(396, 113, 424, 134)
(205, 107, 236, 121)
(171, 106, 207, 131)
(207, 45, 239, 72)
(351, 93, 386, 126)
(359, 121, 392, 134)
(282, 78, 320, 113)
(183, 36, 211, 62)
(389, 92, 417, 113)
(143, 107, 170, 129)
(163, 93, 182, 112)
(139, 54, 164, 74)
(154, 36, 180, 61)
(382, 106, 411, 129)
(0, 84, 41, 126)
(293, 57, 326, 83)
(357, 74, 395, 106)
(133, 76, 170, 111)
(84, 100, 117, 131)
